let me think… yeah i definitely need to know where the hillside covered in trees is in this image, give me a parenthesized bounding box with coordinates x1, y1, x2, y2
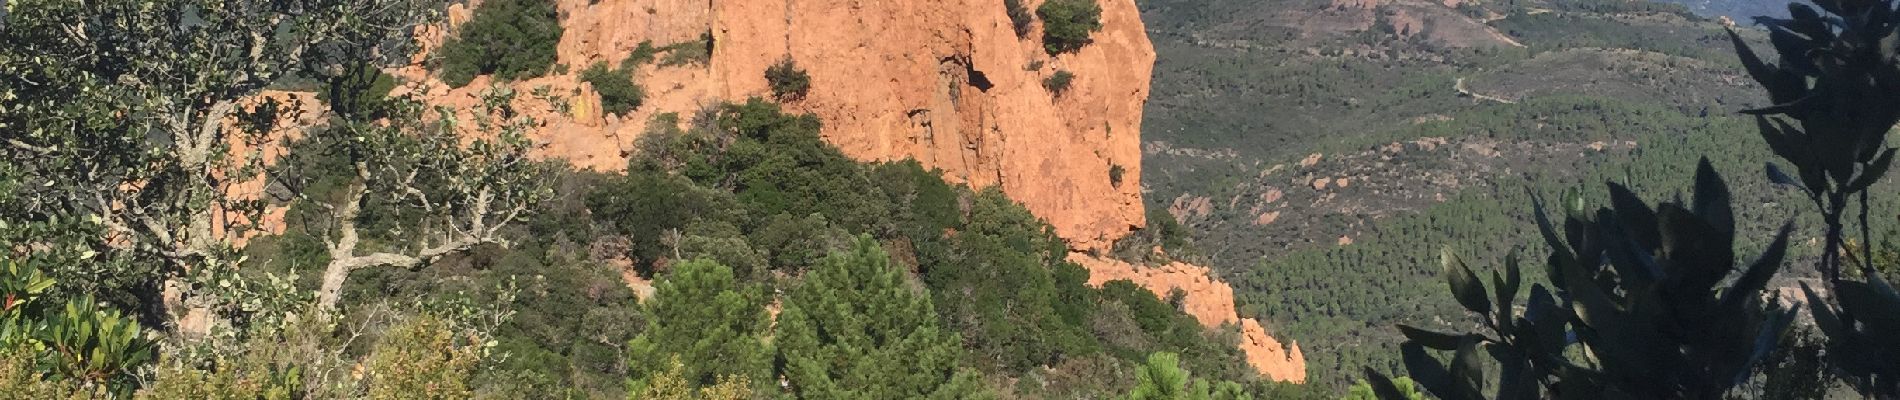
(5, 0, 1900, 397)
(1138, 0, 1900, 392)
(0, 0, 1322, 398)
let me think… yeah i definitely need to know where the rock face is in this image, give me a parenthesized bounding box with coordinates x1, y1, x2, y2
(1069, 255, 1308, 383)
(399, 0, 1300, 381)
(398, 0, 1147, 252)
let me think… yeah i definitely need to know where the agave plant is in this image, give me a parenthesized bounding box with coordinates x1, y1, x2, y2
(1370, 159, 1797, 400)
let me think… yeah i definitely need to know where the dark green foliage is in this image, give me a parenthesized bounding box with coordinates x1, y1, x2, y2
(623, 40, 660, 67)
(0, 259, 155, 396)
(584, 170, 741, 275)
(703, 99, 894, 231)
(1379, 161, 1798, 400)
(627, 259, 772, 394)
(437, 0, 563, 87)
(917, 189, 1097, 373)
(1148, 208, 1190, 253)
(1110, 164, 1126, 188)
(1743, 328, 1837, 400)
(777, 236, 986, 398)
(586, 99, 1288, 396)
(765, 56, 811, 101)
(868, 161, 963, 237)
(254, 162, 645, 398)
(658, 33, 713, 67)
(1129, 352, 1194, 400)
(1037, 0, 1103, 55)
(1006, 0, 1033, 38)
(1347, 376, 1425, 400)
(580, 61, 645, 116)
(1188, 92, 1835, 385)
(317, 68, 398, 120)
(1127, 352, 1256, 400)
(1044, 70, 1076, 95)
(1801, 274, 1900, 396)
(1727, 0, 1900, 395)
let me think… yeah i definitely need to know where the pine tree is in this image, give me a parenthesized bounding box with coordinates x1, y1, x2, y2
(776, 236, 985, 399)
(1128, 352, 1193, 400)
(624, 259, 771, 395)
(1126, 352, 1255, 400)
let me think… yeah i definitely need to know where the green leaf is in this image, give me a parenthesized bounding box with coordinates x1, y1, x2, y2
(1606, 182, 1660, 249)
(1364, 368, 1412, 400)
(1720, 222, 1789, 312)
(1492, 269, 1514, 331)
(1837, 281, 1900, 334)
(1398, 324, 1466, 350)
(1561, 256, 1620, 331)
(1726, 27, 1777, 89)
(1448, 339, 1486, 400)
(1868, 270, 1900, 301)
(1529, 193, 1573, 261)
(1502, 250, 1522, 304)
(1765, 162, 1804, 189)
(1401, 343, 1455, 400)
(1692, 157, 1733, 235)
(1846, 147, 1896, 193)
(1756, 116, 1806, 167)
(1562, 188, 1586, 218)
(1443, 248, 1491, 316)
(1801, 282, 1845, 339)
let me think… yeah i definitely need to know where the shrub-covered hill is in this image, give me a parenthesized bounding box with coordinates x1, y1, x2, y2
(1135, 0, 1894, 388)
(237, 99, 1328, 398)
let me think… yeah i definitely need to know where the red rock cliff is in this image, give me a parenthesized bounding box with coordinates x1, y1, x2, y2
(1070, 256, 1308, 383)
(398, 0, 1148, 252)
(395, 0, 1302, 381)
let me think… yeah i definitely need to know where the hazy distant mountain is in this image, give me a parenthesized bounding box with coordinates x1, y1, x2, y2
(1656, 0, 1789, 20)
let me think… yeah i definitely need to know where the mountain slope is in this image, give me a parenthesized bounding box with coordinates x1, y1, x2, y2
(1134, 0, 1832, 387)
(389, 0, 1311, 383)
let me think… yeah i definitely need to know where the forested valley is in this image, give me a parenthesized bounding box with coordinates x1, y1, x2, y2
(1140, 0, 1900, 395)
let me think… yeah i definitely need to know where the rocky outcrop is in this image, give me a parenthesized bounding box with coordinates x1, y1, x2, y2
(1068, 255, 1308, 383)
(396, 0, 1147, 251)
(395, 0, 1300, 381)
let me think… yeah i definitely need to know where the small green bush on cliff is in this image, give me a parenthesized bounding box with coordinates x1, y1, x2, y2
(1044, 69, 1076, 96)
(1037, 0, 1102, 55)
(765, 57, 811, 101)
(438, 0, 564, 87)
(580, 61, 644, 116)
(1006, 0, 1033, 38)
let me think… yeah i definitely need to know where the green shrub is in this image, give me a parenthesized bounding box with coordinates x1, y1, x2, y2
(625, 259, 771, 395)
(1006, 0, 1033, 38)
(765, 57, 811, 101)
(437, 0, 563, 88)
(658, 34, 713, 67)
(316, 68, 398, 119)
(776, 237, 987, 398)
(579, 61, 644, 116)
(0, 347, 92, 399)
(1036, 0, 1102, 55)
(623, 40, 659, 67)
(1044, 70, 1076, 96)
(365, 315, 484, 400)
